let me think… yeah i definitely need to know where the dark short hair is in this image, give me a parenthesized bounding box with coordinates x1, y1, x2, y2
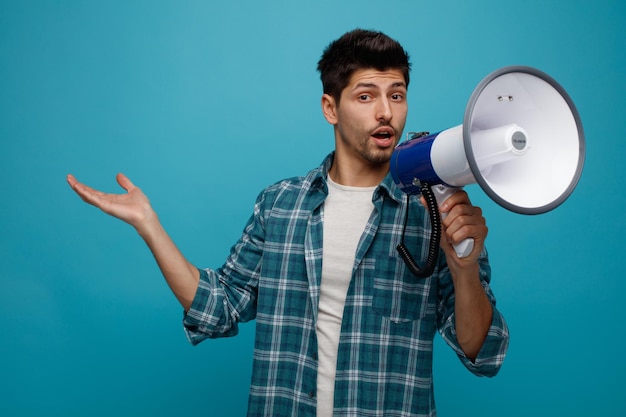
(317, 29, 411, 103)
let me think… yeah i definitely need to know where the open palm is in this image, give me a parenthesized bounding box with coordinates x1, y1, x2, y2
(66, 173, 156, 230)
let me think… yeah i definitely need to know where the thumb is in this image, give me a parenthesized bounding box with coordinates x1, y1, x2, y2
(116, 173, 136, 192)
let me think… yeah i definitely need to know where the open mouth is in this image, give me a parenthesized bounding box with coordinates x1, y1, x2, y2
(372, 131, 392, 140)
(371, 127, 396, 147)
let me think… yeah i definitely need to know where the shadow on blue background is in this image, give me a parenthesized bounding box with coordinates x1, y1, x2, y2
(1, 1, 624, 416)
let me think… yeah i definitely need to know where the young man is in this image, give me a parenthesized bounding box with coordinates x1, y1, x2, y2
(67, 29, 508, 417)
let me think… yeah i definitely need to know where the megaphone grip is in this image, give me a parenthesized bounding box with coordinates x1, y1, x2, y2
(432, 185, 474, 258)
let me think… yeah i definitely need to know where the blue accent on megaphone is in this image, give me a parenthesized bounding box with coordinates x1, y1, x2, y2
(390, 132, 443, 194)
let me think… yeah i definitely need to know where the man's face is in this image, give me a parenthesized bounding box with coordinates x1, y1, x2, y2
(326, 68, 408, 166)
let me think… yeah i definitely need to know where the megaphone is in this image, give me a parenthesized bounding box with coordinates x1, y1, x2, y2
(390, 66, 585, 274)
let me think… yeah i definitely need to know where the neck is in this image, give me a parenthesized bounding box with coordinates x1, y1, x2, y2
(328, 153, 389, 187)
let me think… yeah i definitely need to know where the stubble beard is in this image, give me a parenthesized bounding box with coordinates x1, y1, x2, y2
(353, 125, 403, 165)
(361, 144, 394, 164)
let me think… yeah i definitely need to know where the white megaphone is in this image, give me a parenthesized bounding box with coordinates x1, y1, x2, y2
(390, 66, 585, 263)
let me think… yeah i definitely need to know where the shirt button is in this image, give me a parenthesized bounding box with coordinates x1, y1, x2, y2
(312, 352, 318, 361)
(308, 391, 315, 398)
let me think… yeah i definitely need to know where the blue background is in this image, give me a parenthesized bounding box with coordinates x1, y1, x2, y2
(1, 1, 624, 415)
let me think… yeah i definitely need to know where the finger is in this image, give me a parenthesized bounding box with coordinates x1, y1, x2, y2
(67, 174, 108, 206)
(447, 221, 487, 245)
(448, 226, 487, 260)
(71, 182, 103, 206)
(442, 203, 477, 229)
(66, 174, 88, 191)
(67, 174, 88, 196)
(116, 172, 136, 192)
(66, 174, 76, 187)
(444, 207, 486, 241)
(439, 190, 470, 213)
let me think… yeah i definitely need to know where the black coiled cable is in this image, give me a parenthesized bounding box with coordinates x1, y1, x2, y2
(396, 183, 441, 278)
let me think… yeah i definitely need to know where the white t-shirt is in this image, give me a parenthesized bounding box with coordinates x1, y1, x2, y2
(316, 176, 376, 417)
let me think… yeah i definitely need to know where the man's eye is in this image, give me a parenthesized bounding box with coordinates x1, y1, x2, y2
(391, 93, 404, 100)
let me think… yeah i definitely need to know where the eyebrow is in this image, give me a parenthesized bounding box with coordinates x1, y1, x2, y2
(352, 81, 407, 91)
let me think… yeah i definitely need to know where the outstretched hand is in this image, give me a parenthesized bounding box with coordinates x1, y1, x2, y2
(67, 173, 199, 309)
(66, 173, 157, 233)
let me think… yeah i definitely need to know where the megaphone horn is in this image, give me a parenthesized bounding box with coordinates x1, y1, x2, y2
(390, 66, 585, 268)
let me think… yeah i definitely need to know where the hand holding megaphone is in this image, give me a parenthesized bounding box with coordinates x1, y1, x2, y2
(432, 184, 475, 258)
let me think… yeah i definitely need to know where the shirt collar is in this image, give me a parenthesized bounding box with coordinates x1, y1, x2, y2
(308, 152, 406, 204)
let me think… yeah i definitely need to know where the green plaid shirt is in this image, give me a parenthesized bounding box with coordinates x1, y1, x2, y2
(183, 153, 509, 416)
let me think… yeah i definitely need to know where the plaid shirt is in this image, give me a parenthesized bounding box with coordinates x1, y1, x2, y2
(183, 153, 509, 416)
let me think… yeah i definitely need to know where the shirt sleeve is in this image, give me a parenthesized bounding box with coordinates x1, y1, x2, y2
(182, 191, 267, 345)
(437, 248, 510, 377)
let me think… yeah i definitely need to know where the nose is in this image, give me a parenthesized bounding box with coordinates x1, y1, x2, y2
(376, 97, 392, 122)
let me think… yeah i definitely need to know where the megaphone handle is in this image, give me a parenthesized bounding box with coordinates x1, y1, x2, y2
(432, 185, 474, 258)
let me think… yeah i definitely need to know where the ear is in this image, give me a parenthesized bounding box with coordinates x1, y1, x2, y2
(321, 94, 338, 125)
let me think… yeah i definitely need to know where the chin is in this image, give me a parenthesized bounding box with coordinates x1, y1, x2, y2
(364, 150, 393, 165)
